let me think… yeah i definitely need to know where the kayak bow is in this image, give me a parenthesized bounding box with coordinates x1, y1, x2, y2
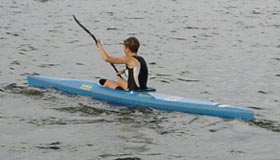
(27, 75, 254, 120)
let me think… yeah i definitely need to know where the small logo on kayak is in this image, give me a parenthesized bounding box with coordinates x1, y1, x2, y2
(164, 96, 183, 101)
(80, 84, 92, 90)
(138, 93, 153, 97)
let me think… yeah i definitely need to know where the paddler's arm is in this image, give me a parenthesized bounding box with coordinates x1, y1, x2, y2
(96, 41, 127, 64)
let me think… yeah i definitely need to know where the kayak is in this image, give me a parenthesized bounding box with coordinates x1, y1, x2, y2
(27, 75, 254, 120)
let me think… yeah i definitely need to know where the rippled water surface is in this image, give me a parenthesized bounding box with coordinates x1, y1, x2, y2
(1, 0, 280, 159)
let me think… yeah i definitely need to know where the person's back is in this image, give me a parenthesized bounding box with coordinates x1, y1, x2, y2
(127, 55, 148, 91)
(97, 37, 148, 91)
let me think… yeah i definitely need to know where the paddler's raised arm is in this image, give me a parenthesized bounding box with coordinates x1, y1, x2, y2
(96, 40, 109, 61)
(96, 40, 127, 64)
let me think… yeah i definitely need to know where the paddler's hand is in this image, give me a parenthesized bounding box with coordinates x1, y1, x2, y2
(96, 40, 103, 49)
(96, 40, 110, 62)
(116, 69, 126, 77)
(116, 71, 122, 76)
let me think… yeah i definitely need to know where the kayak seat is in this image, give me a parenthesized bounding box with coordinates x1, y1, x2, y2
(132, 87, 156, 92)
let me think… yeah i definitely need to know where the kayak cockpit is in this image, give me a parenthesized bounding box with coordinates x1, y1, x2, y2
(98, 79, 156, 92)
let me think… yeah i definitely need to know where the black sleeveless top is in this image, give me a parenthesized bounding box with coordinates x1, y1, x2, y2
(127, 56, 148, 91)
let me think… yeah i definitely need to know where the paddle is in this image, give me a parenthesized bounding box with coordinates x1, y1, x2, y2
(73, 15, 122, 78)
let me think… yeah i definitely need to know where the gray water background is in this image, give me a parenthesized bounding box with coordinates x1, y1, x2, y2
(0, 0, 280, 159)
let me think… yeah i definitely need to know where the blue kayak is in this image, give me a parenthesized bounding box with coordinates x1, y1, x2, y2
(27, 75, 254, 120)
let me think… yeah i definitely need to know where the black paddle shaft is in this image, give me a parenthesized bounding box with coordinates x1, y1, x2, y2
(73, 15, 98, 44)
(73, 15, 122, 79)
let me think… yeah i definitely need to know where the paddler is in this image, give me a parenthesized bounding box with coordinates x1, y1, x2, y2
(96, 37, 148, 91)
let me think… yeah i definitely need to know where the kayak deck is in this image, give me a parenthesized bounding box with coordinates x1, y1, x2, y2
(27, 75, 254, 120)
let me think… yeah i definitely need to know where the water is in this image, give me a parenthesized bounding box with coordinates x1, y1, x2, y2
(1, 0, 280, 159)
